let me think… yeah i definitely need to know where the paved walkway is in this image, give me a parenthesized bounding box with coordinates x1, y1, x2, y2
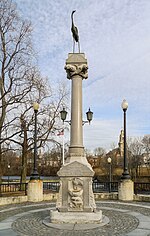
(0, 200, 150, 236)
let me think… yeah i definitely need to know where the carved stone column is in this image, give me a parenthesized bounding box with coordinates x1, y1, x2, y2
(50, 53, 102, 223)
(65, 53, 88, 158)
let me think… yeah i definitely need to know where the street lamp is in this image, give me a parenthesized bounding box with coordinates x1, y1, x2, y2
(121, 99, 130, 180)
(60, 107, 68, 123)
(107, 157, 112, 193)
(60, 108, 68, 166)
(82, 107, 93, 125)
(86, 108, 93, 124)
(30, 102, 40, 180)
(8, 164, 10, 185)
(60, 107, 93, 125)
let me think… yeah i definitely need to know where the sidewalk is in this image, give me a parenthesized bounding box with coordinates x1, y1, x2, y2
(0, 201, 150, 236)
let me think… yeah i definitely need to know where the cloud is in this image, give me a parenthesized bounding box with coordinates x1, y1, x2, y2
(16, 0, 150, 150)
(83, 118, 122, 151)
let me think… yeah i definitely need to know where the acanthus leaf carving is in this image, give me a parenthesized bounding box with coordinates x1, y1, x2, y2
(64, 64, 88, 80)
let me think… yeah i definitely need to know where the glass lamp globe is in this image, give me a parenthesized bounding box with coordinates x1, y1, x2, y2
(107, 157, 112, 164)
(60, 107, 67, 122)
(121, 99, 128, 110)
(86, 108, 93, 123)
(33, 102, 39, 111)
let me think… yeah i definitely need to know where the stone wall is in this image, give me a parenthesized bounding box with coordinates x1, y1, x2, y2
(0, 196, 27, 205)
(0, 193, 150, 206)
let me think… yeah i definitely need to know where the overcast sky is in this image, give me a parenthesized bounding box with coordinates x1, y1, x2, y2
(15, 0, 150, 151)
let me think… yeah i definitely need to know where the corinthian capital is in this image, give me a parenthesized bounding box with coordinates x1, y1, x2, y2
(64, 64, 88, 80)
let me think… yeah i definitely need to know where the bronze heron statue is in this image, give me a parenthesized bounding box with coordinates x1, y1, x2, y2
(71, 10, 80, 53)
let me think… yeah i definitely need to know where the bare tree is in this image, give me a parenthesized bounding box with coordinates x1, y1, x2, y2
(94, 147, 106, 157)
(142, 135, 150, 155)
(0, 0, 40, 182)
(127, 137, 144, 179)
(141, 135, 150, 175)
(6, 79, 68, 183)
(0, 0, 69, 182)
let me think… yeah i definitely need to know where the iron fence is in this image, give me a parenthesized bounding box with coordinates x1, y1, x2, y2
(43, 182, 60, 192)
(0, 183, 28, 196)
(92, 181, 118, 193)
(0, 181, 150, 196)
(134, 182, 150, 195)
(42, 181, 119, 193)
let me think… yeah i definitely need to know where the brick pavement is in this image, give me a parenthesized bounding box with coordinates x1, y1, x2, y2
(0, 201, 150, 236)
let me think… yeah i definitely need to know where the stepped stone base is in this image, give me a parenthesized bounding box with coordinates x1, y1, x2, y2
(50, 209, 102, 223)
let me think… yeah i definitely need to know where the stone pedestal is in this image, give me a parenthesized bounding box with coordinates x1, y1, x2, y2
(56, 161, 96, 213)
(27, 179, 43, 202)
(51, 160, 102, 223)
(118, 179, 134, 201)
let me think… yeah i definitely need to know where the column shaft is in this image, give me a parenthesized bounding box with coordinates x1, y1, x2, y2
(70, 75, 83, 155)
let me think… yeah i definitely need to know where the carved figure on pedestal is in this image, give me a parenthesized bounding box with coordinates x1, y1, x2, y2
(68, 177, 83, 209)
(71, 10, 80, 53)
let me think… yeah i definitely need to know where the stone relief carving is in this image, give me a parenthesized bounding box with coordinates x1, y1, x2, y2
(64, 64, 88, 80)
(68, 177, 83, 209)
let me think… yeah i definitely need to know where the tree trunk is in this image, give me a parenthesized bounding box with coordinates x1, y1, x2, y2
(20, 127, 28, 190)
(0, 128, 5, 184)
(0, 142, 2, 184)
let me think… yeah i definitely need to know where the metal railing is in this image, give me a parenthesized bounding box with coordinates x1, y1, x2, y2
(92, 181, 118, 193)
(134, 182, 150, 195)
(43, 182, 60, 192)
(0, 183, 28, 196)
(42, 181, 119, 193)
(1, 181, 150, 197)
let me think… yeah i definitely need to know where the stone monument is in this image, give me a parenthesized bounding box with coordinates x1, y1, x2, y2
(50, 11, 102, 224)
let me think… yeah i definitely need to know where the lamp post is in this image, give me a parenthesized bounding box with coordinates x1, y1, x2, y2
(8, 164, 10, 185)
(121, 99, 130, 180)
(60, 108, 68, 165)
(30, 102, 40, 180)
(60, 107, 93, 164)
(107, 157, 112, 193)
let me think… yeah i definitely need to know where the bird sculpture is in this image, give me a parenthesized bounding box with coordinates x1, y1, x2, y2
(71, 10, 80, 53)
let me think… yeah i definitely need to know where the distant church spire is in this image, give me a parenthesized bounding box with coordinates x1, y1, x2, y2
(118, 129, 124, 157)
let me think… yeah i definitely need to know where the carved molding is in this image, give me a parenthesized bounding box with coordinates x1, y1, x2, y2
(89, 179, 96, 212)
(64, 64, 88, 80)
(69, 153, 84, 157)
(56, 180, 62, 209)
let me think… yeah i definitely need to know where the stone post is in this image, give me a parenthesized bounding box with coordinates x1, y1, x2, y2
(27, 179, 43, 202)
(118, 179, 134, 201)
